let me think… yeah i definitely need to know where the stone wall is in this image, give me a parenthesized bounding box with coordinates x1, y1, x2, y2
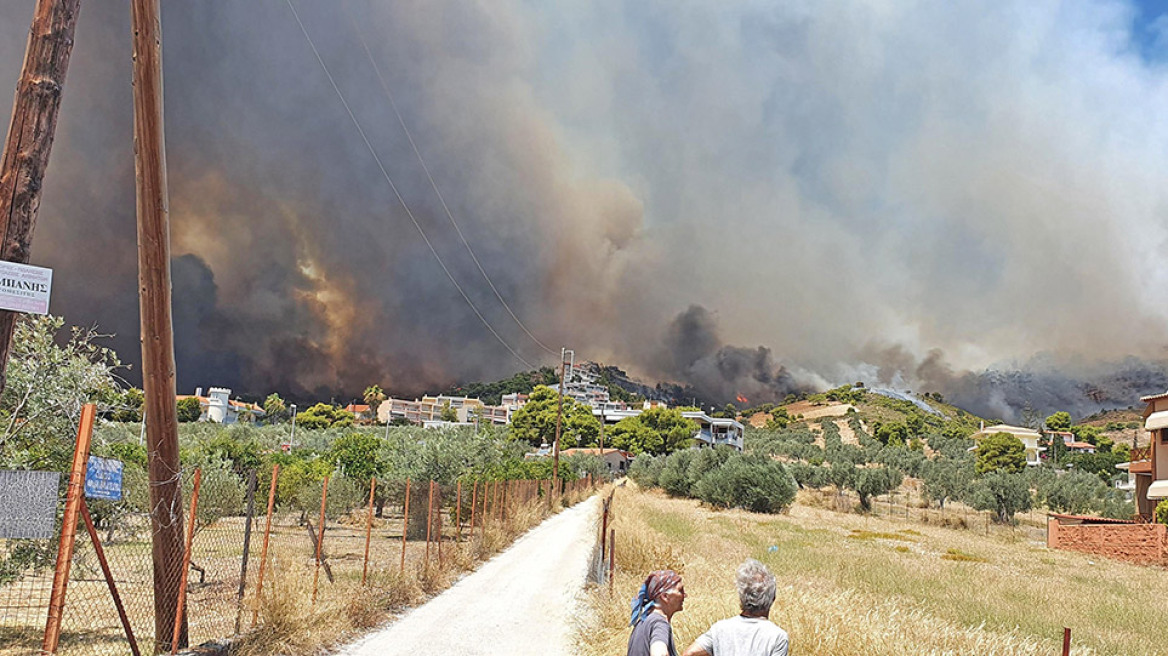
(1048, 519, 1168, 566)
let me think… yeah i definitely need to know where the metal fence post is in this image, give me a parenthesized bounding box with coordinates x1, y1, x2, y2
(234, 470, 257, 636)
(362, 477, 376, 586)
(41, 403, 95, 656)
(171, 467, 203, 655)
(80, 498, 140, 656)
(455, 481, 462, 543)
(311, 476, 329, 605)
(252, 464, 279, 627)
(1062, 628, 1071, 656)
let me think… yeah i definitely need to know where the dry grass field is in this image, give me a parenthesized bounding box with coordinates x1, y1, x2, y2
(578, 485, 1168, 656)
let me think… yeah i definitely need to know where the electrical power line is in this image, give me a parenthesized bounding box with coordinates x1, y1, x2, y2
(285, 0, 538, 370)
(341, 3, 558, 357)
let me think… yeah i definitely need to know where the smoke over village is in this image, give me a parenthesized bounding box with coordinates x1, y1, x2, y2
(4, 1, 1168, 419)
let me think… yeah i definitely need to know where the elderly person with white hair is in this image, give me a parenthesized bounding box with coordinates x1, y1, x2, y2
(681, 559, 788, 656)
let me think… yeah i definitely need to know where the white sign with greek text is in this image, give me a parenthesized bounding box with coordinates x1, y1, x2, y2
(0, 261, 52, 314)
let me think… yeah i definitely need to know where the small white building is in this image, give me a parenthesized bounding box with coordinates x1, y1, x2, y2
(177, 387, 265, 424)
(970, 424, 1045, 466)
(560, 447, 632, 475)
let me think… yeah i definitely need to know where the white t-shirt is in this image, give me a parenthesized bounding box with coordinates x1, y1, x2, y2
(693, 615, 789, 656)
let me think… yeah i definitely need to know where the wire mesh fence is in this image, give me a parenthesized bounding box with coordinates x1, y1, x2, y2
(1, 467, 597, 655)
(800, 482, 1049, 544)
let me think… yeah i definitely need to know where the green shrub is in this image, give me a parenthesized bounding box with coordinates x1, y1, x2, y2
(692, 453, 796, 513)
(628, 454, 665, 487)
(185, 459, 246, 528)
(1043, 471, 1107, 515)
(975, 432, 1026, 474)
(295, 474, 365, 521)
(967, 471, 1033, 523)
(176, 397, 202, 423)
(658, 450, 697, 497)
(1156, 499, 1168, 525)
(685, 447, 734, 491)
(854, 466, 903, 512)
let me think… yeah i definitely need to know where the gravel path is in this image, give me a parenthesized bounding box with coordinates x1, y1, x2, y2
(337, 495, 601, 656)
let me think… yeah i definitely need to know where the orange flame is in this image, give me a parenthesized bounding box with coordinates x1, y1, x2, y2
(735, 394, 749, 404)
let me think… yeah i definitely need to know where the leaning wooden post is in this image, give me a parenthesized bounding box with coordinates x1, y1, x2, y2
(41, 404, 95, 656)
(311, 476, 329, 605)
(0, 0, 83, 395)
(81, 499, 141, 656)
(400, 478, 411, 574)
(362, 477, 376, 586)
(171, 467, 202, 656)
(455, 480, 462, 543)
(425, 481, 435, 564)
(251, 464, 279, 627)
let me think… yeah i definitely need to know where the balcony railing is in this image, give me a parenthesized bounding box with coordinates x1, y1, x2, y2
(1131, 446, 1151, 462)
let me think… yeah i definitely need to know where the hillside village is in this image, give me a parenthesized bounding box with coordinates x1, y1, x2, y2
(165, 354, 1168, 556)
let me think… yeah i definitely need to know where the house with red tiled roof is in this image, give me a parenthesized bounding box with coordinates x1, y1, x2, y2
(1045, 430, 1097, 454)
(344, 403, 373, 423)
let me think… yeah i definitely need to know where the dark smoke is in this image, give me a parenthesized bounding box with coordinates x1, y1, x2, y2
(0, 2, 650, 401)
(847, 345, 1168, 422)
(3, 2, 1168, 413)
(656, 306, 817, 406)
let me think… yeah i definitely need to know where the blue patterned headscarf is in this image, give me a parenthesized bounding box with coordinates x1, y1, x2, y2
(629, 570, 681, 626)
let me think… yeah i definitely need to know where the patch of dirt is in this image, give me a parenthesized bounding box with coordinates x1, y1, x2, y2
(835, 418, 859, 445)
(785, 402, 855, 420)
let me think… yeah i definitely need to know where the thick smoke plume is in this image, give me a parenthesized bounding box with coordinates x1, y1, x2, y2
(3, 2, 1168, 412)
(655, 306, 820, 406)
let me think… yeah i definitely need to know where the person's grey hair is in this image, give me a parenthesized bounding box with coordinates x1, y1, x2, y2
(736, 559, 776, 614)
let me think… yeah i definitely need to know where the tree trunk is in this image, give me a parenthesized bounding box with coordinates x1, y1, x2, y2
(0, 0, 83, 395)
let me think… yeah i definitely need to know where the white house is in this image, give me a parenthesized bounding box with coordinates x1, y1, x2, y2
(970, 424, 1045, 466)
(560, 447, 632, 475)
(682, 411, 745, 451)
(177, 387, 265, 424)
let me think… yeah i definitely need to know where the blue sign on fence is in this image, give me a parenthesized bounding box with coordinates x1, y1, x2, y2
(85, 456, 123, 501)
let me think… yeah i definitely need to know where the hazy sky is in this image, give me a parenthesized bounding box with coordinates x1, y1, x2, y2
(2, 1, 1168, 412)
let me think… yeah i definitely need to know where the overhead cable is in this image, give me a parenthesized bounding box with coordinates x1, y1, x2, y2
(341, 3, 558, 357)
(285, 0, 537, 369)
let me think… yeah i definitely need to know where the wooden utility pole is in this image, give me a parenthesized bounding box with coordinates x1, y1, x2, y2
(0, 0, 83, 395)
(130, 0, 185, 649)
(553, 347, 566, 492)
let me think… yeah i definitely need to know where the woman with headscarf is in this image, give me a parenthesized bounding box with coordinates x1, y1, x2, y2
(626, 569, 686, 656)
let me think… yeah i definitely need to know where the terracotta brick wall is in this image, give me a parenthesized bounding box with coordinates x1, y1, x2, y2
(1048, 520, 1168, 566)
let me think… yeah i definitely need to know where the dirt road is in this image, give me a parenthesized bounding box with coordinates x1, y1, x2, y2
(338, 495, 601, 656)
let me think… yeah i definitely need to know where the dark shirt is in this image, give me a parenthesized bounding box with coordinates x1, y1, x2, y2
(626, 613, 677, 656)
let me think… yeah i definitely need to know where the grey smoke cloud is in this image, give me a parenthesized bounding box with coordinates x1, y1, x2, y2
(2, 1, 1167, 412)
